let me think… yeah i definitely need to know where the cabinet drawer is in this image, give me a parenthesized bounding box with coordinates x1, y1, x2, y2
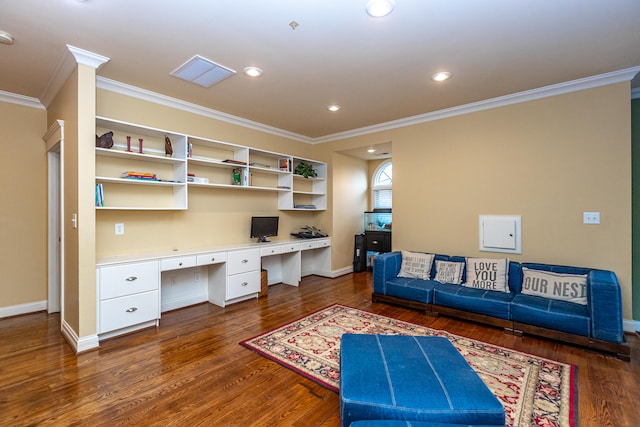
(99, 290, 159, 333)
(227, 249, 260, 275)
(279, 243, 301, 254)
(260, 246, 283, 257)
(300, 241, 319, 250)
(316, 239, 330, 248)
(99, 261, 159, 300)
(160, 256, 196, 272)
(196, 251, 226, 266)
(227, 271, 260, 300)
(365, 232, 391, 253)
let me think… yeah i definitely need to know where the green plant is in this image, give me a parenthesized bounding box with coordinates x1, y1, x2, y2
(294, 161, 317, 178)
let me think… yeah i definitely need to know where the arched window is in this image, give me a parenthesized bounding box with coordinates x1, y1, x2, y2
(372, 161, 392, 210)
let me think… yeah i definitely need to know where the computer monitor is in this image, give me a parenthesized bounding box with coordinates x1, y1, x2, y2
(250, 216, 279, 243)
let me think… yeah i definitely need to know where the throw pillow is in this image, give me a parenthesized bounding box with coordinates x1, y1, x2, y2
(434, 260, 465, 284)
(462, 258, 510, 292)
(398, 251, 434, 280)
(521, 267, 588, 305)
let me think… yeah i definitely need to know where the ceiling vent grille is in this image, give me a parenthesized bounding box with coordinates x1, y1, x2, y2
(170, 55, 236, 88)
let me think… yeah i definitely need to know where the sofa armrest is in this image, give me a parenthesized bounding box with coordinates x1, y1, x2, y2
(373, 252, 402, 295)
(589, 270, 624, 343)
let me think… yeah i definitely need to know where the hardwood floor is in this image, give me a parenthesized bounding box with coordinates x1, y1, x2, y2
(1, 272, 638, 426)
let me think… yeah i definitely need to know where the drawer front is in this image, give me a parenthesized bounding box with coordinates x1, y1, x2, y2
(99, 290, 159, 333)
(99, 261, 159, 300)
(365, 232, 390, 252)
(227, 249, 260, 275)
(227, 271, 260, 300)
(160, 256, 197, 272)
(196, 251, 226, 266)
(260, 246, 283, 257)
(316, 239, 331, 248)
(300, 241, 319, 251)
(279, 243, 301, 254)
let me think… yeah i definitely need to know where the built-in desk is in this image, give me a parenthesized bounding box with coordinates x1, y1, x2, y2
(96, 238, 331, 340)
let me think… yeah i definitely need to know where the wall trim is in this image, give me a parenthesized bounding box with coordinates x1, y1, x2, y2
(332, 266, 354, 277)
(61, 319, 100, 353)
(0, 300, 47, 318)
(96, 76, 314, 144)
(0, 89, 44, 110)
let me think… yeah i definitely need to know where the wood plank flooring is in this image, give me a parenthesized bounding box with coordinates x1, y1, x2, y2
(1, 272, 638, 426)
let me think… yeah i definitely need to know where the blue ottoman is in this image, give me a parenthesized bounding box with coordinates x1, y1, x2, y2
(350, 421, 503, 427)
(339, 335, 505, 427)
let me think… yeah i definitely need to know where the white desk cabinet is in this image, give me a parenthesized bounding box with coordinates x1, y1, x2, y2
(97, 260, 160, 337)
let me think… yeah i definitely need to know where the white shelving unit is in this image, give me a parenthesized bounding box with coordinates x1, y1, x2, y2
(95, 118, 327, 211)
(95, 117, 187, 210)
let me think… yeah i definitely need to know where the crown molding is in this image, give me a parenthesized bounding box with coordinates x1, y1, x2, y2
(96, 66, 640, 144)
(40, 45, 110, 108)
(313, 66, 640, 143)
(0, 89, 45, 109)
(96, 77, 314, 144)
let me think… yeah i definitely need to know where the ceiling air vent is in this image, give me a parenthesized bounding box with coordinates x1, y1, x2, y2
(170, 55, 236, 88)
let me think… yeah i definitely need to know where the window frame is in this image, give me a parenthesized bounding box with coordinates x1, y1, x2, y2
(371, 160, 392, 210)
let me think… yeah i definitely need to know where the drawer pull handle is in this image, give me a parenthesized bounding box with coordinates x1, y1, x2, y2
(372, 240, 379, 244)
(179, 262, 183, 266)
(125, 307, 138, 313)
(241, 282, 248, 286)
(125, 276, 138, 282)
(211, 257, 215, 262)
(242, 259, 249, 263)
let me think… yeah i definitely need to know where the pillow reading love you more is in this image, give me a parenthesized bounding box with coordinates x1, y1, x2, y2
(521, 267, 588, 305)
(398, 250, 434, 280)
(463, 258, 510, 292)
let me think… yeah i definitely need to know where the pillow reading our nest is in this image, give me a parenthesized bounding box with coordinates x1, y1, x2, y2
(434, 260, 465, 284)
(398, 251, 434, 280)
(521, 267, 588, 305)
(462, 258, 510, 293)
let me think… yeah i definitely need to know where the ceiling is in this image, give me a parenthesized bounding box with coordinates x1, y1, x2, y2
(1, 0, 639, 142)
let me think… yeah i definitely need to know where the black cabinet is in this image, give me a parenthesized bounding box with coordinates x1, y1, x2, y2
(365, 231, 392, 253)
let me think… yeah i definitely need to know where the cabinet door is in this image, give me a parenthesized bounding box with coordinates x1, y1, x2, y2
(365, 232, 391, 253)
(99, 290, 159, 333)
(227, 271, 260, 300)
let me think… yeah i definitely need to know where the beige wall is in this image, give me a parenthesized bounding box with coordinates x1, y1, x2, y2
(0, 102, 47, 308)
(322, 82, 633, 318)
(95, 90, 328, 258)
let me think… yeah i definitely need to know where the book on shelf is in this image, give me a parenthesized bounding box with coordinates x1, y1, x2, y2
(294, 204, 316, 209)
(121, 171, 158, 180)
(279, 158, 292, 172)
(249, 162, 271, 168)
(232, 167, 249, 186)
(222, 159, 247, 165)
(95, 183, 104, 207)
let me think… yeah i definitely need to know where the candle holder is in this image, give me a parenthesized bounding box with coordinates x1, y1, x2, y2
(138, 138, 144, 154)
(126, 136, 132, 152)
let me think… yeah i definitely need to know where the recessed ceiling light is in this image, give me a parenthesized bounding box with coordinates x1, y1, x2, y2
(366, 0, 396, 17)
(367, 148, 376, 153)
(432, 71, 452, 82)
(327, 105, 342, 112)
(243, 66, 263, 77)
(0, 30, 14, 45)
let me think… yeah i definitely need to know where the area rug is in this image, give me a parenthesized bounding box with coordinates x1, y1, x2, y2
(241, 304, 577, 427)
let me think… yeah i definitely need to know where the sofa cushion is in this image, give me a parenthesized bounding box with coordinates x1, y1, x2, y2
(434, 283, 514, 320)
(434, 260, 465, 284)
(521, 267, 588, 305)
(463, 258, 510, 293)
(511, 293, 591, 337)
(385, 277, 438, 304)
(398, 251, 435, 280)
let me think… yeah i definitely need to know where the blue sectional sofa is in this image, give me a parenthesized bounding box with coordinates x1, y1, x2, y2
(373, 251, 630, 361)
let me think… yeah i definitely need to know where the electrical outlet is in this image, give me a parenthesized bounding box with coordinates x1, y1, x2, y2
(115, 223, 125, 235)
(583, 212, 600, 225)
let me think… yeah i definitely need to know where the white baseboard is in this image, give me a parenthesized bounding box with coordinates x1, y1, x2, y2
(61, 320, 100, 353)
(623, 319, 639, 333)
(331, 266, 353, 278)
(161, 294, 207, 313)
(0, 300, 47, 318)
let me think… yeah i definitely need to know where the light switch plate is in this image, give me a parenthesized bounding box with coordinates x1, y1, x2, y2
(583, 212, 600, 224)
(115, 223, 125, 235)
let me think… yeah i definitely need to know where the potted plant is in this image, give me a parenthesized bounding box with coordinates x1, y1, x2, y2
(294, 161, 317, 178)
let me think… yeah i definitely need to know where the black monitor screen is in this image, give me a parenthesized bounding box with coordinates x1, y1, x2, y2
(250, 216, 279, 242)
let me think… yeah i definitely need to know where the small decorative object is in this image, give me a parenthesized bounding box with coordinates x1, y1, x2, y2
(138, 138, 144, 154)
(164, 135, 173, 157)
(126, 135, 132, 152)
(294, 161, 317, 178)
(95, 131, 114, 149)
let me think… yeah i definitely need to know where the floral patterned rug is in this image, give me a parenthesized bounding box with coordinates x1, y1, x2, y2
(240, 304, 577, 427)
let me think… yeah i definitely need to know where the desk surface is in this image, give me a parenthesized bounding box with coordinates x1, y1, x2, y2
(96, 238, 331, 267)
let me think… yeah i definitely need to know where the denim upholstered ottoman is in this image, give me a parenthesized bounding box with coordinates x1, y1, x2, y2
(339, 334, 505, 427)
(350, 421, 503, 427)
